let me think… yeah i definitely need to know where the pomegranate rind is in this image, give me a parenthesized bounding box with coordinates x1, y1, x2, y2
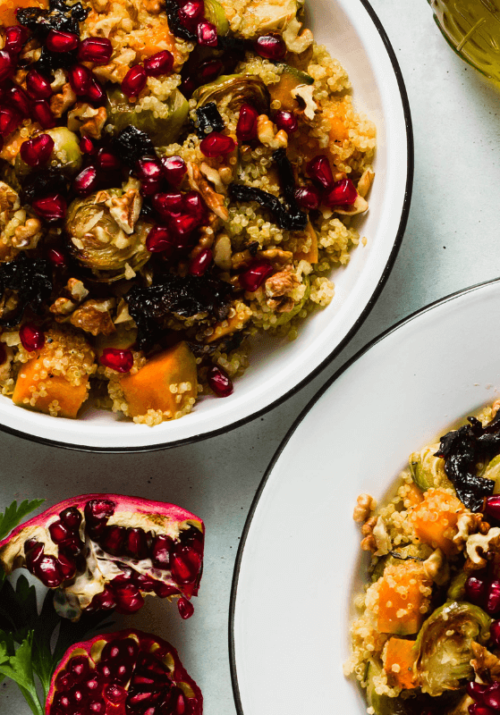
(46, 628, 203, 715)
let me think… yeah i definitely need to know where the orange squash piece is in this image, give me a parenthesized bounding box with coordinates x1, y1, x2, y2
(376, 562, 430, 636)
(383, 638, 417, 690)
(206, 302, 252, 343)
(404, 483, 424, 509)
(119, 341, 197, 418)
(0, 0, 47, 26)
(294, 221, 319, 264)
(269, 73, 302, 113)
(409, 488, 464, 556)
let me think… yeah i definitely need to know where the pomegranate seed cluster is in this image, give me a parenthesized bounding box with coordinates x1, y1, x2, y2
(0, 0, 375, 423)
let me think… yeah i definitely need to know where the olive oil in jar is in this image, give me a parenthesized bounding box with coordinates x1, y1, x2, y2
(429, 0, 500, 83)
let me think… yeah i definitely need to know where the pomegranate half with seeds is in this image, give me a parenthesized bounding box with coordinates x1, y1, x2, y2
(46, 629, 203, 715)
(0, 493, 204, 620)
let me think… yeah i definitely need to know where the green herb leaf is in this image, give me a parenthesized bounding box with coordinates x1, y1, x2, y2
(0, 500, 44, 542)
(0, 632, 43, 715)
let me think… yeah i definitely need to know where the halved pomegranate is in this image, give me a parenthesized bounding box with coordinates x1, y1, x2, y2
(46, 629, 203, 715)
(0, 494, 204, 620)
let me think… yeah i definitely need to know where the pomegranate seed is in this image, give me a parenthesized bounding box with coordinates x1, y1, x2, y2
(105, 683, 127, 704)
(155, 582, 179, 598)
(177, 597, 194, 619)
(236, 103, 259, 142)
(79, 136, 95, 154)
(78, 37, 112, 65)
(60, 506, 82, 529)
(20, 133, 54, 167)
(169, 213, 200, 238)
(468, 682, 488, 702)
(50, 519, 71, 543)
(0, 50, 15, 83)
(125, 529, 149, 560)
(306, 155, 334, 190)
(115, 584, 144, 614)
(469, 707, 496, 715)
(36, 556, 62, 587)
(5, 26, 28, 54)
(151, 534, 174, 568)
(161, 155, 187, 186)
(47, 248, 66, 267)
(485, 496, 500, 521)
(180, 76, 196, 97)
(487, 580, 500, 614)
(90, 588, 116, 611)
(100, 348, 134, 373)
(140, 178, 162, 196)
(86, 77, 105, 104)
(68, 64, 92, 96)
(207, 365, 233, 397)
(144, 50, 174, 77)
(189, 248, 212, 276)
(274, 109, 298, 134)
(254, 34, 286, 60)
(56, 671, 75, 691)
(26, 69, 52, 99)
(323, 178, 358, 208)
(294, 185, 320, 211)
(484, 684, 500, 711)
(8, 86, 31, 117)
(136, 157, 163, 182)
(20, 324, 44, 352)
(183, 191, 206, 221)
(465, 575, 487, 605)
(57, 554, 76, 579)
(198, 58, 224, 83)
(178, 0, 204, 30)
(31, 100, 56, 129)
(200, 132, 236, 157)
(121, 65, 147, 97)
(0, 106, 20, 136)
(97, 148, 120, 171)
(197, 21, 218, 47)
(146, 225, 173, 253)
(26, 542, 44, 571)
(152, 191, 183, 218)
(46, 29, 79, 53)
(74, 166, 99, 196)
(491, 620, 500, 647)
(32, 194, 66, 222)
(240, 259, 273, 292)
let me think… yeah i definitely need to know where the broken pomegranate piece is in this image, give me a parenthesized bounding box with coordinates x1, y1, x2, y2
(0, 494, 204, 620)
(46, 629, 203, 715)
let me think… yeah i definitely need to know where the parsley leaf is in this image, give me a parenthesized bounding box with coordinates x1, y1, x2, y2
(0, 499, 44, 541)
(0, 632, 43, 715)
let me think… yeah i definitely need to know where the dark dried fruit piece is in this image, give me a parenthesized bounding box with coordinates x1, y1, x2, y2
(112, 126, 156, 167)
(193, 102, 225, 138)
(0, 254, 52, 329)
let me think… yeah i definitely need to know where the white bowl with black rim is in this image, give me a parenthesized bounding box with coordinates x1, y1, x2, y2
(229, 278, 500, 714)
(1, 0, 412, 451)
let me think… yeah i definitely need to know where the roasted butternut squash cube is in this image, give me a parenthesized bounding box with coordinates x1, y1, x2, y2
(383, 637, 417, 690)
(119, 342, 197, 418)
(409, 488, 464, 556)
(375, 562, 431, 636)
(294, 221, 319, 264)
(207, 302, 252, 343)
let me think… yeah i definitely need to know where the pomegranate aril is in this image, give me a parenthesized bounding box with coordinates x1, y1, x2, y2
(89, 699, 105, 713)
(141, 177, 162, 196)
(240, 258, 273, 292)
(190, 248, 212, 276)
(134, 573, 156, 591)
(172, 545, 201, 581)
(20, 133, 54, 167)
(236, 103, 259, 142)
(275, 109, 298, 134)
(68, 655, 89, 679)
(20, 323, 45, 352)
(8, 86, 32, 118)
(25, 541, 44, 570)
(97, 148, 120, 171)
(152, 191, 183, 218)
(125, 528, 149, 560)
(136, 157, 163, 183)
(78, 37, 112, 65)
(68, 64, 92, 96)
(50, 519, 72, 544)
(485, 495, 500, 521)
(36, 555, 62, 587)
(0, 106, 21, 137)
(294, 185, 320, 211)
(79, 136, 95, 155)
(146, 225, 173, 253)
(169, 213, 200, 239)
(46, 29, 79, 53)
(84, 675, 103, 692)
(31, 99, 56, 129)
(100, 525, 126, 555)
(85, 499, 115, 522)
(487, 580, 500, 614)
(181, 76, 196, 97)
(484, 683, 500, 711)
(5, 26, 28, 54)
(177, 597, 194, 619)
(0, 50, 15, 83)
(115, 584, 144, 614)
(161, 155, 187, 186)
(184, 190, 207, 221)
(122, 65, 147, 97)
(56, 671, 75, 691)
(491, 619, 500, 647)
(306, 155, 334, 191)
(197, 21, 218, 47)
(57, 554, 76, 580)
(151, 534, 174, 568)
(26, 69, 52, 99)
(154, 582, 179, 598)
(469, 707, 496, 715)
(144, 50, 174, 77)
(198, 58, 224, 83)
(33, 193, 66, 221)
(74, 166, 99, 196)
(254, 34, 286, 60)
(178, 0, 204, 29)
(324, 178, 358, 208)
(207, 365, 233, 397)
(86, 77, 105, 104)
(465, 575, 487, 605)
(104, 683, 127, 704)
(90, 587, 116, 611)
(100, 348, 134, 373)
(200, 132, 236, 157)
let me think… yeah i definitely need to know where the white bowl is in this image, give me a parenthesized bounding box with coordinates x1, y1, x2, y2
(1, 0, 412, 451)
(230, 278, 500, 714)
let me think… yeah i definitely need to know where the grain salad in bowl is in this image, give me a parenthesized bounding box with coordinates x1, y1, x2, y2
(0, 0, 375, 425)
(345, 399, 500, 715)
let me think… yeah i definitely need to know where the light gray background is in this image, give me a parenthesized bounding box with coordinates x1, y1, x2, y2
(2, 1, 500, 712)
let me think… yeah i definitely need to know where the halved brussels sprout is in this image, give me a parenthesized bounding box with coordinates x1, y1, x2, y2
(276, 62, 314, 86)
(272, 276, 310, 327)
(204, 0, 229, 35)
(65, 188, 151, 282)
(483, 454, 500, 494)
(447, 571, 468, 601)
(193, 74, 270, 114)
(409, 444, 452, 491)
(365, 661, 407, 715)
(15, 128, 82, 179)
(414, 601, 491, 697)
(106, 87, 188, 146)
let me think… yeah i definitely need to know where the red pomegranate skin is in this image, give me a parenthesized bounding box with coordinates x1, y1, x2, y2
(0, 494, 205, 620)
(46, 629, 203, 715)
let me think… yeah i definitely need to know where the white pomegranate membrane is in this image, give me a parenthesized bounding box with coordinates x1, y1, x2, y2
(0, 494, 204, 619)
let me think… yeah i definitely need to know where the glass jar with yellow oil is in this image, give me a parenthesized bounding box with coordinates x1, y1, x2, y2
(429, 0, 500, 83)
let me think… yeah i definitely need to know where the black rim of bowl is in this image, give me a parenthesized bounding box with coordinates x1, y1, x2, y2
(0, 0, 414, 453)
(228, 272, 500, 714)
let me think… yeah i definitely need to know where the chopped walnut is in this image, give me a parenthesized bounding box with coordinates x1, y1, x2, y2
(114, 299, 133, 326)
(187, 162, 228, 221)
(465, 527, 500, 570)
(353, 493, 377, 523)
(68, 103, 107, 139)
(70, 299, 116, 336)
(257, 115, 288, 150)
(372, 517, 391, 557)
(291, 84, 318, 121)
(472, 642, 500, 682)
(67, 278, 89, 303)
(92, 49, 137, 84)
(357, 167, 375, 198)
(213, 234, 232, 271)
(105, 180, 142, 234)
(264, 267, 300, 312)
(453, 512, 484, 550)
(49, 278, 89, 320)
(199, 162, 225, 194)
(50, 296, 77, 317)
(50, 82, 77, 119)
(422, 549, 445, 581)
(13, 217, 42, 249)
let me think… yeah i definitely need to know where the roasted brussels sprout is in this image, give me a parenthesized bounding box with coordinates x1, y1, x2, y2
(409, 444, 453, 491)
(447, 571, 468, 601)
(65, 182, 151, 282)
(106, 87, 188, 146)
(204, 0, 229, 35)
(193, 74, 270, 114)
(15, 128, 82, 179)
(414, 601, 491, 697)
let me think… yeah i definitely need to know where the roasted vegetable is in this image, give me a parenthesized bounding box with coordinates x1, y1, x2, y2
(193, 74, 270, 114)
(270, 63, 314, 113)
(16, 128, 82, 179)
(383, 638, 417, 690)
(409, 444, 452, 491)
(204, 0, 230, 35)
(414, 601, 491, 696)
(408, 488, 464, 556)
